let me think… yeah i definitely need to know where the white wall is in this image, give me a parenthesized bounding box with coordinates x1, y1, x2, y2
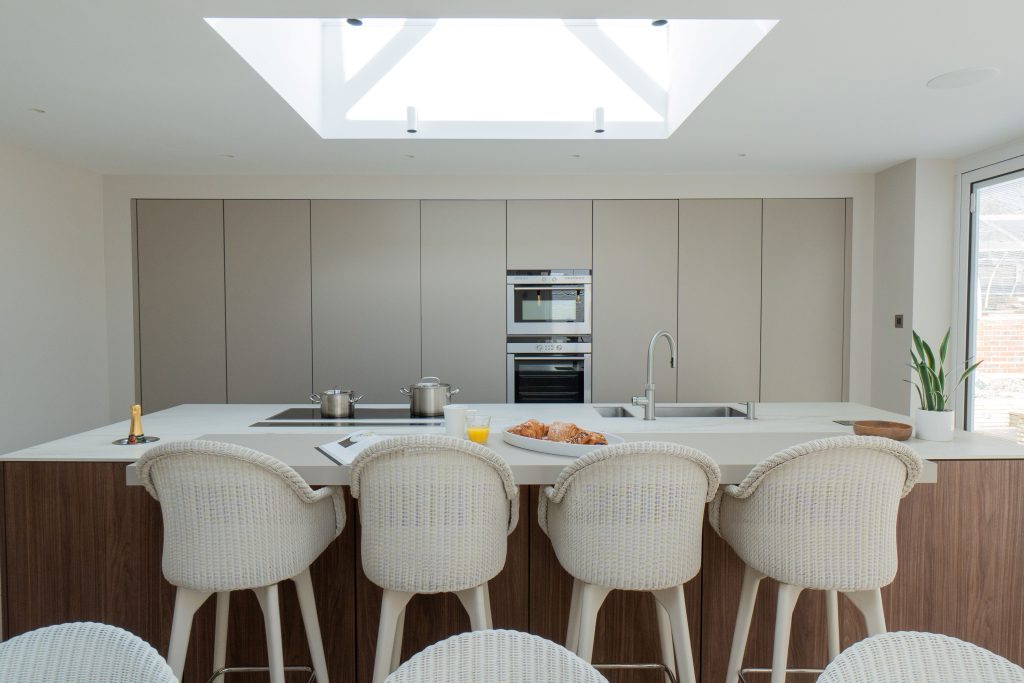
(872, 160, 917, 413)
(871, 158, 956, 414)
(0, 140, 109, 454)
(103, 171, 876, 415)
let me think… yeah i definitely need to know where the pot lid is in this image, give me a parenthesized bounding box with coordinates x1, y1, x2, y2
(410, 376, 444, 387)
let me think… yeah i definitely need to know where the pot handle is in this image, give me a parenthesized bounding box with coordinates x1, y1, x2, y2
(309, 393, 321, 403)
(448, 386, 461, 397)
(351, 394, 364, 403)
(399, 387, 411, 396)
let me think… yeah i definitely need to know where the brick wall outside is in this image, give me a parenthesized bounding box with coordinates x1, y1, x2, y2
(977, 314, 1024, 373)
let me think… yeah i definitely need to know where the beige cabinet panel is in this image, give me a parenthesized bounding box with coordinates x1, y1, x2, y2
(506, 200, 593, 269)
(224, 200, 312, 403)
(678, 199, 763, 402)
(136, 199, 226, 412)
(311, 200, 421, 403)
(593, 200, 679, 403)
(421, 200, 507, 402)
(761, 198, 847, 401)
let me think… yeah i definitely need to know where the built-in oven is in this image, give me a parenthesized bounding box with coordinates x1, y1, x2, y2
(506, 270, 592, 336)
(506, 337, 592, 404)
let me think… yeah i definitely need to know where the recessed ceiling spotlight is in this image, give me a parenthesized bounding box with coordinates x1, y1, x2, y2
(571, 154, 581, 158)
(346, 18, 363, 27)
(29, 107, 46, 114)
(926, 66, 1000, 90)
(405, 154, 416, 159)
(651, 19, 668, 27)
(220, 153, 236, 158)
(738, 153, 747, 157)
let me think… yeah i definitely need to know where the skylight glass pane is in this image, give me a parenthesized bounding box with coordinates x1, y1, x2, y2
(595, 20, 671, 90)
(346, 19, 663, 123)
(339, 20, 402, 81)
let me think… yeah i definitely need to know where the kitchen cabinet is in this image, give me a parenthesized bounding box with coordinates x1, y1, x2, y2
(760, 198, 847, 401)
(678, 199, 763, 402)
(311, 200, 421, 403)
(421, 200, 507, 402)
(136, 199, 226, 412)
(224, 200, 312, 403)
(592, 200, 679, 403)
(506, 200, 593, 270)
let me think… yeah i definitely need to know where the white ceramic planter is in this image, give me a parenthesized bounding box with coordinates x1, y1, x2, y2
(914, 409, 955, 441)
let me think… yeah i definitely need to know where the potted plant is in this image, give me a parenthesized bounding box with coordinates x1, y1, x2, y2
(907, 328, 981, 441)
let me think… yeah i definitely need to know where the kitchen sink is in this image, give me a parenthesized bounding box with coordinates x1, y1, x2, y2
(655, 406, 747, 418)
(593, 406, 636, 418)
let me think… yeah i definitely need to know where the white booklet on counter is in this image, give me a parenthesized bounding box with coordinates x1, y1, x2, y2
(316, 430, 384, 465)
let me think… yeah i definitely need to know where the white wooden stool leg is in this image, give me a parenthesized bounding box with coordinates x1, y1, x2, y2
(575, 583, 612, 663)
(652, 586, 696, 683)
(656, 600, 677, 681)
(566, 578, 582, 652)
(825, 590, 840, 661)
(483, 583, 494, 629)
(253, 584, 285, 683)
(167, 586, 211, 680)
(770, 583, 803, 683)
(293, 568, 330, 683)
(213, 591, 230, 675)
(844, 588, 886, 636)
(455, 584, 491, 631)
(372, 590, 414, 683)
(390, 608, 406, 672)
(725, 565, 764, 683)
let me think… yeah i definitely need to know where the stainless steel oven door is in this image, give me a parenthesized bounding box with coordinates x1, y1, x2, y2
(506, 354, 592, 403)
(506, 283, 592, 335)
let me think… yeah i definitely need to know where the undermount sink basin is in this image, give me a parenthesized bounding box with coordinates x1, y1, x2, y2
(594, 406, 636, 418)
(655, 406, 747, 418)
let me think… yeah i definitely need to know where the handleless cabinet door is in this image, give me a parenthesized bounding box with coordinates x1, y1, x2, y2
(506, 200, 592, 269)
(760, 198, 847, 401)
(593, 200, 679, 403)
(224, 200, 312, 403)
(678, 199, 762, 402)
(136, 199, 226, 412)
(311, 200, 421, 403)
(421, 200, 507, 403)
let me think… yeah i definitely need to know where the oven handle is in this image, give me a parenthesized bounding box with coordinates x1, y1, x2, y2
(512, 285, 584, 291)
(512, 356, 588, 361)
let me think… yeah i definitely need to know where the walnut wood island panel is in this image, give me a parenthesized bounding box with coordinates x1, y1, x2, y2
(2, 403, 1023, 682)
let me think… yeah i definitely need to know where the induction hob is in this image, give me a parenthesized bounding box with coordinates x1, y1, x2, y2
(252, 406, 444, 428)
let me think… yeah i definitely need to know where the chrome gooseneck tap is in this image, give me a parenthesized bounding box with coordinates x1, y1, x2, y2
(632, 329, 677, 421)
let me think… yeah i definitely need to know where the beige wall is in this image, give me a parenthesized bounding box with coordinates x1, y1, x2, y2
(103, 172, 876, 416)
(0, 139, 109, 454)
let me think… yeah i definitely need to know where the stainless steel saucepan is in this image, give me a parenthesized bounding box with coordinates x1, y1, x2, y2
(399, 376, 460, 417)
(310, 387, 363, 419)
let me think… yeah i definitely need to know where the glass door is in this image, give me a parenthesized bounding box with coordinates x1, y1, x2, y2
(966, 169, 1024, 439)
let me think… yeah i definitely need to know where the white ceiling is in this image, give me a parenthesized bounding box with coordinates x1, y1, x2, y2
(2, 0, 1023, 175)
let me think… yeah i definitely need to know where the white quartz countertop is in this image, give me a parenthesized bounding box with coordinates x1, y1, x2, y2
(5, 402, 1024, 484)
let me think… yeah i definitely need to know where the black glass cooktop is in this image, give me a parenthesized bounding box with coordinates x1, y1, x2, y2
(268, 407, 432, 421)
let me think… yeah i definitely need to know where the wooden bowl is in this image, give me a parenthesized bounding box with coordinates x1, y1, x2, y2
(852, 420, 912, 441)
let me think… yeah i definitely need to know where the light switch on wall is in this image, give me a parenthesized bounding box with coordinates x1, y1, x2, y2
(895, 314, 904, 329)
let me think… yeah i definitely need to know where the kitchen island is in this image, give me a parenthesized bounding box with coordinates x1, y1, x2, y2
(2, 402, 1023, 682)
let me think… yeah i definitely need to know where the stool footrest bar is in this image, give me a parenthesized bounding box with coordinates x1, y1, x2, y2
(205, 664, 315, 683)
(593, 662, 679, 683)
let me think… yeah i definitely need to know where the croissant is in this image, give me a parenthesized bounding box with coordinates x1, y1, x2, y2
(508, 419, 548, 439)
(567, 430, 608, 445)
(546, 421, 582, 442)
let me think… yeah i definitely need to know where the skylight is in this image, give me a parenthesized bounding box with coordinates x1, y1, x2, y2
(205, 17, 777, 140)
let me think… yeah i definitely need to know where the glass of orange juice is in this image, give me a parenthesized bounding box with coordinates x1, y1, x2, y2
(465, 414, 491, 443)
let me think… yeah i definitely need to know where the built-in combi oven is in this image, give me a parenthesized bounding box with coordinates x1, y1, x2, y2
(506, 270, 592, 336)
(506, 337, 592, 404)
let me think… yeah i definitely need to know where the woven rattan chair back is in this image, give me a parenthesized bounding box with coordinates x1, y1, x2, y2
(0, 622, 177, 682)
(817, 631, 1024, 682)
(351, 435, 519, 594)
(384, 629, 609, 683)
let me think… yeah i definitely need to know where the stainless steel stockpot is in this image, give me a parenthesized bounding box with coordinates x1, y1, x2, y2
(310, 388, 363, 418)
(399, 376, 460, 417)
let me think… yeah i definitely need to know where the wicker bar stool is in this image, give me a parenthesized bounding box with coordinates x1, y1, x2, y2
(384, 629, 609, 683)
(711, 436, 923, 683)
(538, 441, 722, 683)
(816, 631, 1024, 682)
(138, 440, 345, 683)
(351, 435, 520, 683)
(0, 622, 177, 682)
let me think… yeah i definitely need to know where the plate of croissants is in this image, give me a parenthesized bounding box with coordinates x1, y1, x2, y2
(502, 419, 623, 456)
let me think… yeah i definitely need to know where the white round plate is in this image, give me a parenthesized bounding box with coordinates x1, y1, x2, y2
(502, 428, 624, 457)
